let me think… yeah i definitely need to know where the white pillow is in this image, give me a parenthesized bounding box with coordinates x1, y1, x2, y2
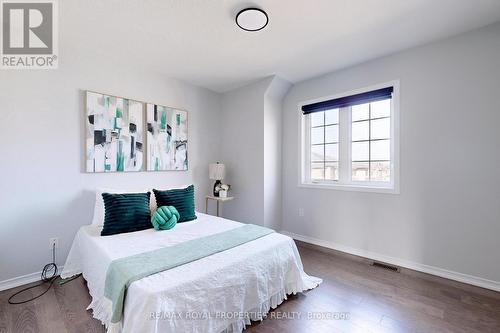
(91, 188, 152, 226)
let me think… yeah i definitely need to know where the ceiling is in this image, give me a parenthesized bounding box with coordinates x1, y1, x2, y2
(64, 0, 500, 92)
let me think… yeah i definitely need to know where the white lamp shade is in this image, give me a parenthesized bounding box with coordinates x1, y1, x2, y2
(209, 163, 225, 180)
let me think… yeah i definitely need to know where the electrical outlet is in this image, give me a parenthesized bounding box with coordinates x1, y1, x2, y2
(298, 208, 305, 217)
(49, 237, 58, 250)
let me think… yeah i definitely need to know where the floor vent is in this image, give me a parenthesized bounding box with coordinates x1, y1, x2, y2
(371, 261, 400, 272)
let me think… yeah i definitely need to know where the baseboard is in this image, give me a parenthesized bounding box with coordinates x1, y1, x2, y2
(0, 266, 64, 292)
(281, 230, 500, 293)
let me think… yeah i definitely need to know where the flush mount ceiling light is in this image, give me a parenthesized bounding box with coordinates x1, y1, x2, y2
(236, 8, 268, 32)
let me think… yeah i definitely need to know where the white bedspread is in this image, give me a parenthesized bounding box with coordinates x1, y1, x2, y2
(62, 213, 321, 333)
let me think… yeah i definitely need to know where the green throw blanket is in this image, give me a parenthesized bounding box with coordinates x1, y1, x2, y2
(104, 224, 274, 323)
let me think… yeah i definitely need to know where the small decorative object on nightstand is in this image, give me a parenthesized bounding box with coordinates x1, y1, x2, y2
(209, 162, 225, 197)
(218, 184, 230, 198)
(205, 195, 234, 217)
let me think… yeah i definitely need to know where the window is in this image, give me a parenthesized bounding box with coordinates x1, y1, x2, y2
(351, 100, 391, 182)
(310, 109, 339, 181)
(300, 83, 399, 193)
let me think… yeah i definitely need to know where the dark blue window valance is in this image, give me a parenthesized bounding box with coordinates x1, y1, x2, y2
(302, 86, 393, 115)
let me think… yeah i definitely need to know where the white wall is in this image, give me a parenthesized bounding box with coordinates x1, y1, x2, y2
(219, 78, 271, 225)
(0, 63, 221, 282)
(220, 76, 290, 229)
(264, 77, 291, 229)
(282, 22, 500, 284)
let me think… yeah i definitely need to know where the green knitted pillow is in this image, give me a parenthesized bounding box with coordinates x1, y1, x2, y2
(151, 206, 179, 231)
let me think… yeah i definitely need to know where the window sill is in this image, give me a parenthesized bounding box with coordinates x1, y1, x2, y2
(298, 182, 399, 194)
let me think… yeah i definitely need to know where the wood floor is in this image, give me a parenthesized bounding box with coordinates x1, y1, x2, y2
(1, 242, 500, 333)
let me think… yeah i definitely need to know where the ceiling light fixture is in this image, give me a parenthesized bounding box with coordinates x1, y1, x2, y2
(235, 8, 268, 32)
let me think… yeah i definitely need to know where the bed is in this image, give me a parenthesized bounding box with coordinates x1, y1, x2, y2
(61, 212, 321, 333)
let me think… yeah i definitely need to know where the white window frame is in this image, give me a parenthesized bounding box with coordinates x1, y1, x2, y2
(299, 80, 400, 194)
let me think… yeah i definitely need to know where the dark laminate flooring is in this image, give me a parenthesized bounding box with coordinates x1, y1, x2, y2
(1, 242, 500, 333)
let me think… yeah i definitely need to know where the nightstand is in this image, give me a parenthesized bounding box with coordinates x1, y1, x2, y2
(205, 195, 234, 217)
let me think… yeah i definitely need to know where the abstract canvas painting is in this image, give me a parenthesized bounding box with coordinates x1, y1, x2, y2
(146, 103, 188, 171)
(86, 91, 144, 172)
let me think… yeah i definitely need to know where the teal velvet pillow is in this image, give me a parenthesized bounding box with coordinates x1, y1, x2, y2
(151, 206, 179, 230)
(153, 185, 197, 222)
(101, 192, 151, 236)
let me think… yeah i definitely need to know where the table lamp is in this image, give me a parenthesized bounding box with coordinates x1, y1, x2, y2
(209, 162, 226, 197)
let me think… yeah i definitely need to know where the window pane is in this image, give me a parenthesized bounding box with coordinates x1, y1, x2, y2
(352, 120, 369, 141)
(370, 161, 390, 182)
(311, 145, 324, 162)
(371, 99, 390, 118)
(325, 162, 339, 181)
(325, 125, 338, 143)
(352, 162, 369, 181)
(370, 118, 390, 140)
(325, 109, 339, 125)
(311, 112, 324, 127)
(352, 103, 369, 121)
(311, 127, 324, 144)
(352, 142, 369, 161)
(311, 162, 324, 180)
(371, 139, 390, 160)
(325, 143, 338, 161)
